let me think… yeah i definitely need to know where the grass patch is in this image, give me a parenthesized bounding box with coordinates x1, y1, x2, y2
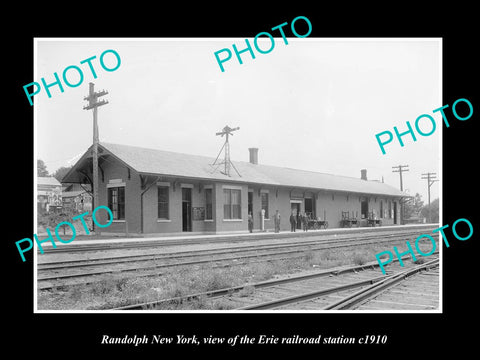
(38, 266, 246, 310)
(352, 252, 368, 265)
(303, 251, 314, 263)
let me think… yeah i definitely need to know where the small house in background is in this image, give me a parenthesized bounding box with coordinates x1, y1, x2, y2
(37, 176, 62, 214)
(62, 183, 93, 213)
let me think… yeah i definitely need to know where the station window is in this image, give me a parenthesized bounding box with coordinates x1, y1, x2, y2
(224, 188, 241, 219)
(380, 200, 384, 218)
(158, 186, 169, 219)
(261, 192, 269, 219)
(108, 186, 125, 220)
(205, 188, 213, 220)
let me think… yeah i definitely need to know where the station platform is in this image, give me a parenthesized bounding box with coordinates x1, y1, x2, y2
(35, 223, 439, 248)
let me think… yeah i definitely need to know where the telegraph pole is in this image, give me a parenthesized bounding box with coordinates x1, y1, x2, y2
(421, 172, 438, 223)
(392, 165, 409, 191)
(392, 165, 409, 224)
(84, 83, 108, 232)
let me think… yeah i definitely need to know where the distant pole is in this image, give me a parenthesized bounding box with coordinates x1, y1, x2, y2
(392, 165, 409, 191)
(421, 172, 438, 223)
(392, 165, 409, 224)
(84, 83, 109, 233)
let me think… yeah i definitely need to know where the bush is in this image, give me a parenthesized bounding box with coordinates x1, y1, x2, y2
(353, 252, 368, 266)
(37, 207, 93, 234)
(203, 271, 233, 291)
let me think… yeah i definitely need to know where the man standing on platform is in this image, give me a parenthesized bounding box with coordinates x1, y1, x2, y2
(302, 212, 309, 232)
(290, 211, 296, 232)
(274, 210, 281, 233)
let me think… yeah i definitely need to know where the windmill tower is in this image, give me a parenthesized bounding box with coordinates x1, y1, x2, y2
(211, 125, 241, 177)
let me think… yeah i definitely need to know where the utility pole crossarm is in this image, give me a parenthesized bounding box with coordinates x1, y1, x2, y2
(83, 87, 109, 110)
(392, 165, 409, 191)
(83, 99, 109, 110)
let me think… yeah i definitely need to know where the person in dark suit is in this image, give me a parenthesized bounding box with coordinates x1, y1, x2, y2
(302, 212, 309, 232)
(290, 211, 296, 232)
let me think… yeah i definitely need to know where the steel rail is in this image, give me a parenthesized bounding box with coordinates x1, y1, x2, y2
(37, 226, 439, 254)
(112, 261, 389, 310)
(322, 258, 440, 310)
(37, 242, 377, 281)
(37, 233, 439, 282)
(236, 276, 388, 310)
(38, 249, 392, 290)
(37, 233, 398, 268)
(237, 257, 439, 310)
(38, 231, 432, 270)
(111, 252, 438, 310)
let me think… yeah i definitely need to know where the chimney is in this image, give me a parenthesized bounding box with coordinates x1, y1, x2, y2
(361, 169, 367, 180)
(248, 148, 258, 165)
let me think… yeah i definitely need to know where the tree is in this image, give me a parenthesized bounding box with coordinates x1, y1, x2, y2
(53, 166, 73, 183)
(37, 159, 49, 177)
(421, 198, 439, 223)
(403, 193, 424, 219)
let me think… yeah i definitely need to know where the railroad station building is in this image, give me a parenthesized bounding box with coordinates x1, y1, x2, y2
(62, 142, 407, 235)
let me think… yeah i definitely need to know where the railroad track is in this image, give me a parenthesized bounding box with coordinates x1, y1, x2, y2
(37, 232, 403, 269)
(38, 228, 434, 270)
(350, 265, 440, 310)
(37, 229, 439, 290)
(240, 257, 439, 311)
(110, 253, 439, 311)
(37, 225, 438, 254)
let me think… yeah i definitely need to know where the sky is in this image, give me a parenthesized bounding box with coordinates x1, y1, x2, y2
(35, 38, 441, 203)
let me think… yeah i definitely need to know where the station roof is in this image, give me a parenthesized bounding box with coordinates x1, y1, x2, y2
(62, 142, 408, 198)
